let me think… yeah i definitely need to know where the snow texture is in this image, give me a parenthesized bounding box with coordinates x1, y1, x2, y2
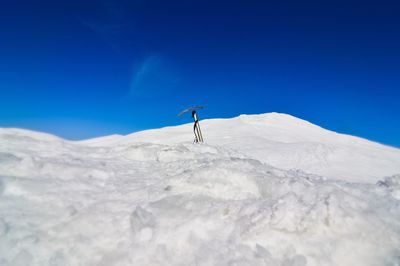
(1, 113, 400, 266)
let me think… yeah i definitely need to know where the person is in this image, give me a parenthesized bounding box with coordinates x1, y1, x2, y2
(191, 110, 203, 142)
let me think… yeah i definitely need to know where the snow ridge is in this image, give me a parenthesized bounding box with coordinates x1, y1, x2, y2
(84, 112, 400, 183)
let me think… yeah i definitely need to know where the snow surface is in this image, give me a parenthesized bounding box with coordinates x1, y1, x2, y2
(1, 113, 400, 266)
(84, 113, 400, 183)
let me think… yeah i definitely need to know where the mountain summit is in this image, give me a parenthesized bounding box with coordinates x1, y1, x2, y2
(84, 112, 400, 183)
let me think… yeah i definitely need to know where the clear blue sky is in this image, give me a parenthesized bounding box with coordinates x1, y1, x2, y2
(1, 0, 399, 146)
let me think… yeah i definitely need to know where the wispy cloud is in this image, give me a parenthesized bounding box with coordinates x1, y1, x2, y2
(82, 20, 126, 35)
(130, 55, 181, 97)
(79, 0, 131, 53)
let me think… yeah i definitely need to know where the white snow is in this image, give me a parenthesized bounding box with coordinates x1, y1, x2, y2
(1, 113, 400, 266)
(84, 112, 400, 183)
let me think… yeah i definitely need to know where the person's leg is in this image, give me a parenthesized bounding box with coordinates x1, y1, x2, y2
(193, 123, 199, 142)
(196, 122, 203, 142)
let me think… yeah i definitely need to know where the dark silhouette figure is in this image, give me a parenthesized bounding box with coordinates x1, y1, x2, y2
(192, 110, 203, 143)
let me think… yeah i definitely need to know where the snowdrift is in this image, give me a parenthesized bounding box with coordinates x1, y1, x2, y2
(0, 113, 400, 266)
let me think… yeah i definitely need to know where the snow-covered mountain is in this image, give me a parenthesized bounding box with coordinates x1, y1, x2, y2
(84, 112, 400, 183)
(1, 113, 400, 266)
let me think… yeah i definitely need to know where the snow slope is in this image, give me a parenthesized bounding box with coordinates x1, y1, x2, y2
(84, 112, 400, 183)
(1, 113, 400, 266)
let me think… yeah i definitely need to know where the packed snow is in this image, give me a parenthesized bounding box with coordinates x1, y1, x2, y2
(1, 113, 400, 266)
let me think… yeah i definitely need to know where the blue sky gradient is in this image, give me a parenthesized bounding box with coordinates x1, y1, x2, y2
(0, 0, 399, 146)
